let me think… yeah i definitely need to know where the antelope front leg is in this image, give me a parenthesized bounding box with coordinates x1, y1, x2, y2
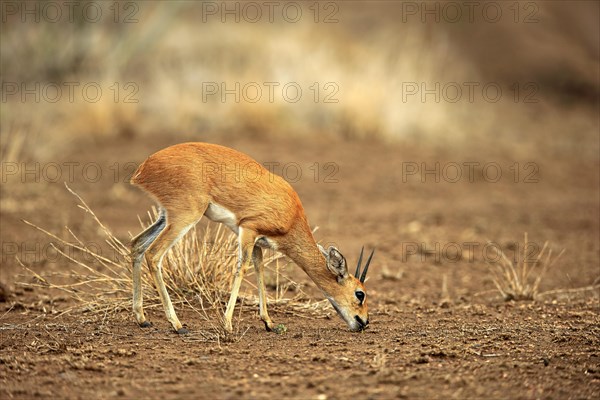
(252, 246, 275, 331)
(224, 229, 256, 333)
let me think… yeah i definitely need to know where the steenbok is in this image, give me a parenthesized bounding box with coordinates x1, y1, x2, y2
(130, 143, 373, 334)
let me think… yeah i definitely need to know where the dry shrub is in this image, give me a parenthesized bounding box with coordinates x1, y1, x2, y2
(18, 185, 319, 341)
(486, 233, 565, 301)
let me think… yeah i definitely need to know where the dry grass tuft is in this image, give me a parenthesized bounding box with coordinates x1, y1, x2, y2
(486, 233, 565, 301)
(17, 184, 317, 341)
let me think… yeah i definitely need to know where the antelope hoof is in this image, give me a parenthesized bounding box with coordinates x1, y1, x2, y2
(176, 327, 189, 335)
(263, 320, 274, 332)
(139, 321, 153, 328)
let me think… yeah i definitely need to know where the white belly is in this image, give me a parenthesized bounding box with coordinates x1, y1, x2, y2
(204, 203, 239, 234)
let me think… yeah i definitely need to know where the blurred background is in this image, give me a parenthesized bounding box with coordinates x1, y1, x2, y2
(1, 1, 599, 293)
(2, 1, 598, 153)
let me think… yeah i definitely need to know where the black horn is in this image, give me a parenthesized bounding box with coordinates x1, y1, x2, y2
(355, 247, 364, 278)
(360, 249, 375, 283)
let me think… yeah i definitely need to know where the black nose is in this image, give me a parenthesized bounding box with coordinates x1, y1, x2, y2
(355, 315, 368, 330)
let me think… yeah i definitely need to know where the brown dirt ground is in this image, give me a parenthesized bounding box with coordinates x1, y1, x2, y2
(1, 134, 599, 399)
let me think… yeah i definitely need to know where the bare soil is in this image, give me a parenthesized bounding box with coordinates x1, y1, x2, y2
(1, 134, 599, 399)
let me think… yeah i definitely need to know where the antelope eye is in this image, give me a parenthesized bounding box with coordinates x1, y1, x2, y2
(355, 290, 365, 303)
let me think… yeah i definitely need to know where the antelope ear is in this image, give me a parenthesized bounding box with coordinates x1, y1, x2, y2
(326, 246, 348, 282)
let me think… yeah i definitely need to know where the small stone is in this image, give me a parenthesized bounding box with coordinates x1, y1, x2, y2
(415, 356, 430, 364)
(543, 358, 550, 366)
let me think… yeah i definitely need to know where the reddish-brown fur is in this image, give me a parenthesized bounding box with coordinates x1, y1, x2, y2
(132, 143, 305, 237)
(132, 143, 341, 289)
(130, 142, 369, 333)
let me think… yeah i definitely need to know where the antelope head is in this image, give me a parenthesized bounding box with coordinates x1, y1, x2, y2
(318, 245, 375, 332)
